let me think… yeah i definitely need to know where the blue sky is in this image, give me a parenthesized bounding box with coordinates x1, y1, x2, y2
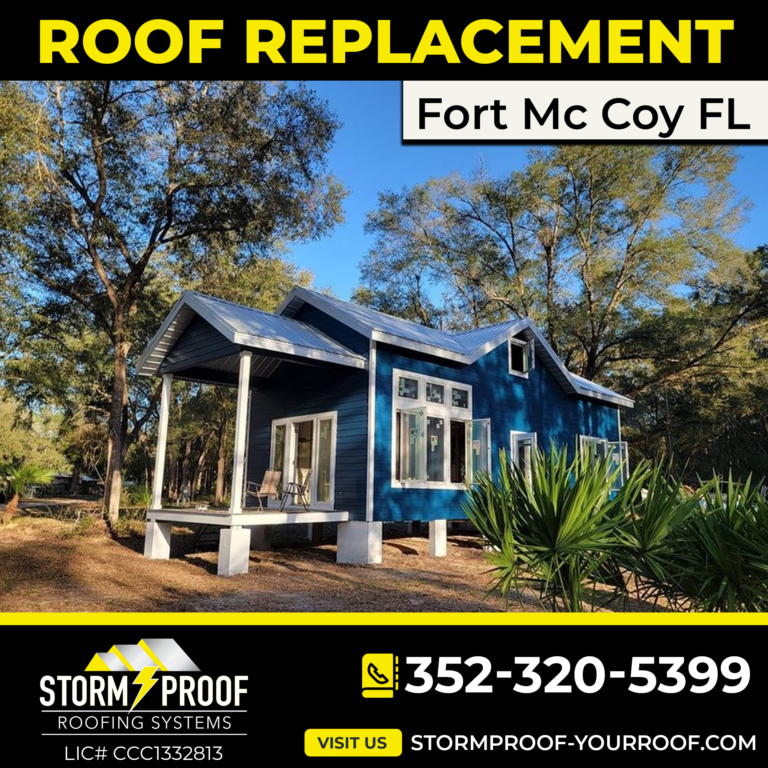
(288, 81, 768, 299)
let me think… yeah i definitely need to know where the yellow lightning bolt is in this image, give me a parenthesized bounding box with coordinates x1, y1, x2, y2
(131, 666, 159, 711)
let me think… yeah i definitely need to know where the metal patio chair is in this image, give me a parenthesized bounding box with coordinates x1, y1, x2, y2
(279, 468, 313, 511)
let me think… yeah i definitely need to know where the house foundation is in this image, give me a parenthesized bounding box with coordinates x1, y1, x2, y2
(429, 519, 447, 557)
(217, 527, 252, 576)
(337, 521, 382, 564)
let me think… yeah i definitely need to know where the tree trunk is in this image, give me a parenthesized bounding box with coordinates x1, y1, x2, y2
(2, 493, 20, 524)
(69, 460, 81, 496)
(104, 338, 130, 522)
(214, 416, 229, 505)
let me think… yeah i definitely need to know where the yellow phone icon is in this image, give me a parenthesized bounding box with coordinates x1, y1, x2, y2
(362, 654, 397, 698)
(368, 663, 389, 685)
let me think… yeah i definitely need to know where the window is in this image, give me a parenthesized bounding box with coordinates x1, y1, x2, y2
(399, 409, 426, 482)
(392, 369, 489, 488)
(426, 382, 445, 404)
(398, 376, 419, 399)
(509, 338, 535, 377)
(580, 435, 629, 491)
(452, 387, 469, 409)
(511, 431, 538, 484)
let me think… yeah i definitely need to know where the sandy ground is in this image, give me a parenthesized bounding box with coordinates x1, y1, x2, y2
(0, 512, 548, 613)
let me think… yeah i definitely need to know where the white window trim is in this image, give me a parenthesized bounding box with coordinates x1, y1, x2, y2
(511, 431, 538, 464)
(269, 411, 338, 510)
(509, 337, 535, 378)
(511, 431, 538, 484)
(391, 368, 476, 490)
(579, 434, 608, 459)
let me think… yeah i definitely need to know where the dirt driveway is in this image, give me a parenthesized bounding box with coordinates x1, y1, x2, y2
(0, 516, 541, 613)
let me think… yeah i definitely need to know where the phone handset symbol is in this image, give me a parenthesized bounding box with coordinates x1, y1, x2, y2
(368, 663, 389, 685)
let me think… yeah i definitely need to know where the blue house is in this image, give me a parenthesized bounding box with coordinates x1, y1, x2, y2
(137, 287, 632, 575)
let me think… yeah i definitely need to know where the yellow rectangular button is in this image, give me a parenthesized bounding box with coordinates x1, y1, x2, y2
(304, 729, 402, 757)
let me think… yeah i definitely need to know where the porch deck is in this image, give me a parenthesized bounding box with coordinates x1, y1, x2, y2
(146, 508, 350, 527)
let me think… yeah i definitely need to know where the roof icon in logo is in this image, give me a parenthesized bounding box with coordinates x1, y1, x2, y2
(85, 639, 200, 673)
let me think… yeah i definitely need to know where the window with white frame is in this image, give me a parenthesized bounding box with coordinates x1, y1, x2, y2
(393, 370, 490, 488)
(511, 431, 538, 484)
(509, 337, 535, 377)
(580, 435, 629, 491)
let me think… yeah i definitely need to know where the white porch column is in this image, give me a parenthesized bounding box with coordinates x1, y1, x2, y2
(429, 520, 447, 557)
(151, 374, 173, 510)
(229, 351, 252, 514)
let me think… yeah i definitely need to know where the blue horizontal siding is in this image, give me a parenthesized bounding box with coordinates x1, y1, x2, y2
(161, 315, 240, 372)
(373, 341, 620, 522)
(247, 364, 369, 520)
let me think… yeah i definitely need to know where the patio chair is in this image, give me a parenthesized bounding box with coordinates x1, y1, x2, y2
(246, 469, 282, 511)
(279, 469, 313, 511)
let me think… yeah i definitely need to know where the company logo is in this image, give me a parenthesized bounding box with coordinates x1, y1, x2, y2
(40, 638, 247, 711)
(84, 638, 200, 711)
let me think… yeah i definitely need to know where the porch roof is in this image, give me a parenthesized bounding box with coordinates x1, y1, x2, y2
(136, 291, 368, 381)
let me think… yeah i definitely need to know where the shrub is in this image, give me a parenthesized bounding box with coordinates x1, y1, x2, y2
(466, 449, 768, 613)
(464, 446, 623, 611)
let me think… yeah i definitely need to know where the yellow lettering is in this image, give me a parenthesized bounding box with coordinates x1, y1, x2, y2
(189, 20, 223, 64)
(40, 20, 79, 63)
(609, 19, 643, 63)
(550, 19, 600, 63)
(292, 20, 326, 64)
(461, 19, 502, 64)
(134, 19, 183, 64)
(82, 19, 132, 64)
(413, 20, 460, 64)
(332, 20, 372, 63)
(246, 20, 286, 63)
(695, 19, 734, 63)
(377, 20, 410, 63)
(509, 20, 543, 63)
(649, 20, 691, 64)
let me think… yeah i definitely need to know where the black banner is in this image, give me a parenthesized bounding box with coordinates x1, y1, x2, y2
(0, 15, 760, 80)
(5, 621, 765, 764)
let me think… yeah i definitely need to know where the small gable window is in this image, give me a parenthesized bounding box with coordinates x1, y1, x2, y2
(509, 338, 535, 377)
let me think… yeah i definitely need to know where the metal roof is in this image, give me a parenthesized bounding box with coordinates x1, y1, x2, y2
(138, 287, 632, 408)
(278, 287, 633, 408)
(280, 287, 468, 356)
(136, 291, 367, 377)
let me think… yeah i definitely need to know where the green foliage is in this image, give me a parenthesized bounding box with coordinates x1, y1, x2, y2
(465, 449, 768, 612)
(0, 394, 70, 470)
(358, 147, 768, 482)
(0, 80, 346, 519)
(121, 486, 152, 510)
(655, 475, 768, 612)
(0, 463, 56, 498)
(464, 447, 623, 611)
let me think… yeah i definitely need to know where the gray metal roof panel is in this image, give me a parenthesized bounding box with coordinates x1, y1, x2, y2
(187, 292, 365, 360)
(136, 291, 367, 377)
(286, 288, 468, 354)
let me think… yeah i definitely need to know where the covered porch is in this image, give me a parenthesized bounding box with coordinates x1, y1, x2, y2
(136, 291, 368, 575)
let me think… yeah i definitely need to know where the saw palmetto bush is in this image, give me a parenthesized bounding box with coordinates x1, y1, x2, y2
(463, 446, 623, 611)
(465, 449, 768, 612)
(614, 461, 703, 607)
(0, 463, 56, 523)
(664, 475, 768, 612)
